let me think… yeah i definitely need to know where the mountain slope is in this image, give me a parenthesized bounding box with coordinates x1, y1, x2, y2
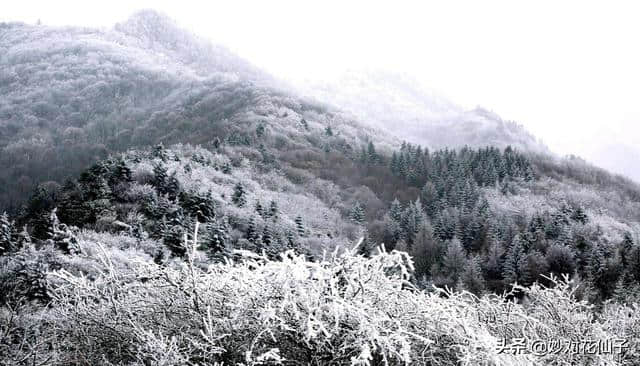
(0, 10, 388, 211)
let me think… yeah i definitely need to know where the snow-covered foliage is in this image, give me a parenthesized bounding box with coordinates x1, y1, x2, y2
(1, 234, 629, 365)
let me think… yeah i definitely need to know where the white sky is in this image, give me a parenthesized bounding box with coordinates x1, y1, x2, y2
(2, 0, 640, 179)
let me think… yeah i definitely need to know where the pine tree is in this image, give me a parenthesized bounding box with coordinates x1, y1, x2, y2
(180, 190, 216, 223)
(383, 216, 402, 248)
(390, 152, 399, 174)
(357, 229, 375, 258)
(420, 182, 439, 217)
(0, 212, 16, 255)
(152, 143, 168, 161)
(232, 183, 247, 207)
(546, 244, 576, 277)
(325, 126, 333, 136)
(367, 141, 378, 165)
(256, 122, 266, 138)
(255, 201, 264, 217)
(262, 224, 273, 247)
(47, 209, 80, 255)
(619, 232, 634, 266)
(153, 163, 168, 192)
(503, 234, 526, 286)
(359, 146, 368, 165)
(440, 237, 467, 286)
(410, 222, 440, 278)
(295, 216, 305, 237)
(285, 229, 296, 249)
(389, 199, 403, 222)
(522, 251, 549, 286)
(300, 118, 309, 130)
(268, 200, 279, 220)
(16, 225, 31, 248)
(164, 172, 181, 200)
(246, 216, 257, 242)
(206, 217, 229, 257)
(111, 159, 132, 184)
(484, 240, 504, 292)
(460, 255, 486, 296)
(222, 161, 232, 174)
(349, 201, 365, 225)
(212, 137, 221, 149)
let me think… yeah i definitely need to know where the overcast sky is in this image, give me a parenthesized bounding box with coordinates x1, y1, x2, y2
(3, 0, 639, 180)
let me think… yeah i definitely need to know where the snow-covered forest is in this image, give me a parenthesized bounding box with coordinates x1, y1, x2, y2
(1, 9, 640, 366)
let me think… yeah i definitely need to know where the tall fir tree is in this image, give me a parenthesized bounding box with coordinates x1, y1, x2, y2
(295, 216, 305, 237)
(349, 201, 365, 225)
(232, 183, 247, 207)
(503, 234, 527, 286)
(0, 212, 16, 255)
(460, 255, 486, 296)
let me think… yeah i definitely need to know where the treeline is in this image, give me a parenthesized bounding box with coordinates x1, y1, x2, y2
(355, 142, 640, 303)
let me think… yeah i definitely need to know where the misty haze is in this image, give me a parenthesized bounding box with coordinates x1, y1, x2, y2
(1, 3, 639, 365)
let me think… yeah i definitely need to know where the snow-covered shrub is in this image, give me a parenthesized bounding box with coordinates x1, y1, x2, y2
(43, 235, 636, 365)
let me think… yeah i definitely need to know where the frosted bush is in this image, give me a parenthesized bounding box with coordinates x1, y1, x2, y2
(42, 235, 637, 365)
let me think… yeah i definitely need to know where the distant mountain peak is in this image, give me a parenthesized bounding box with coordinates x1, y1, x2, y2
(114, 9, 188, 49)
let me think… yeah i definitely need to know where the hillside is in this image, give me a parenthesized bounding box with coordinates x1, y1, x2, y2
(1, 9, 640, 366)
(0, 10, 387, 212)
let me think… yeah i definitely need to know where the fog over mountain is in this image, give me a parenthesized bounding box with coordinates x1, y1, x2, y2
(291, 70, 548, 153)
(1, 7, 640, 366)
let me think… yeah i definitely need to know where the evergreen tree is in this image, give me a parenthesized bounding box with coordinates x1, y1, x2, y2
(367, 141, 378, 165)
(166, 172, 181, 200)
(522, 251, 549, 286)
(212, 137, 221, 149)
(111, 159, 132, 184)
(285, 229, 296, 249)
(246, 216, 257, 242)
(180, 190, 216, 223)
(383, 216, 402, 248)
(0, 212, 16, 255)
(626, 245, 640, 283)
(401, 199, 425, 246)
(255, 201, 264, 218)
(410, 222, 440, 278)
(295, 216, 305, 237)
(460, 255, 486, 296)
(389, 199, 403, 222)
(152, 143, 168, 161)
(221, 161, 232, 174)
(420, 182, 439, 217)
(440, 237, 467, 285)
(152, 163, 168, 193)
(357, 229, 375, 258)
(204, 217, 229, 257)
(483, 240, 504, 292)
(256, 122, 266, 138)
(325, 126, 333, 136)
(16, 225, 32, 248)
(545, 244, 576, 278)
(47, 209, 80, 255)
(503, 234, 526, 286)
(619, 232, 635, 267)
(232, 183, 247, 207)
(349, 201, 365, 225)
(262, 224, 273, 247)
(390, 152, 399, 174)
(268, 200, 279, 220)
(359, 146, 368, 165)
(300, 118, 309, 130)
